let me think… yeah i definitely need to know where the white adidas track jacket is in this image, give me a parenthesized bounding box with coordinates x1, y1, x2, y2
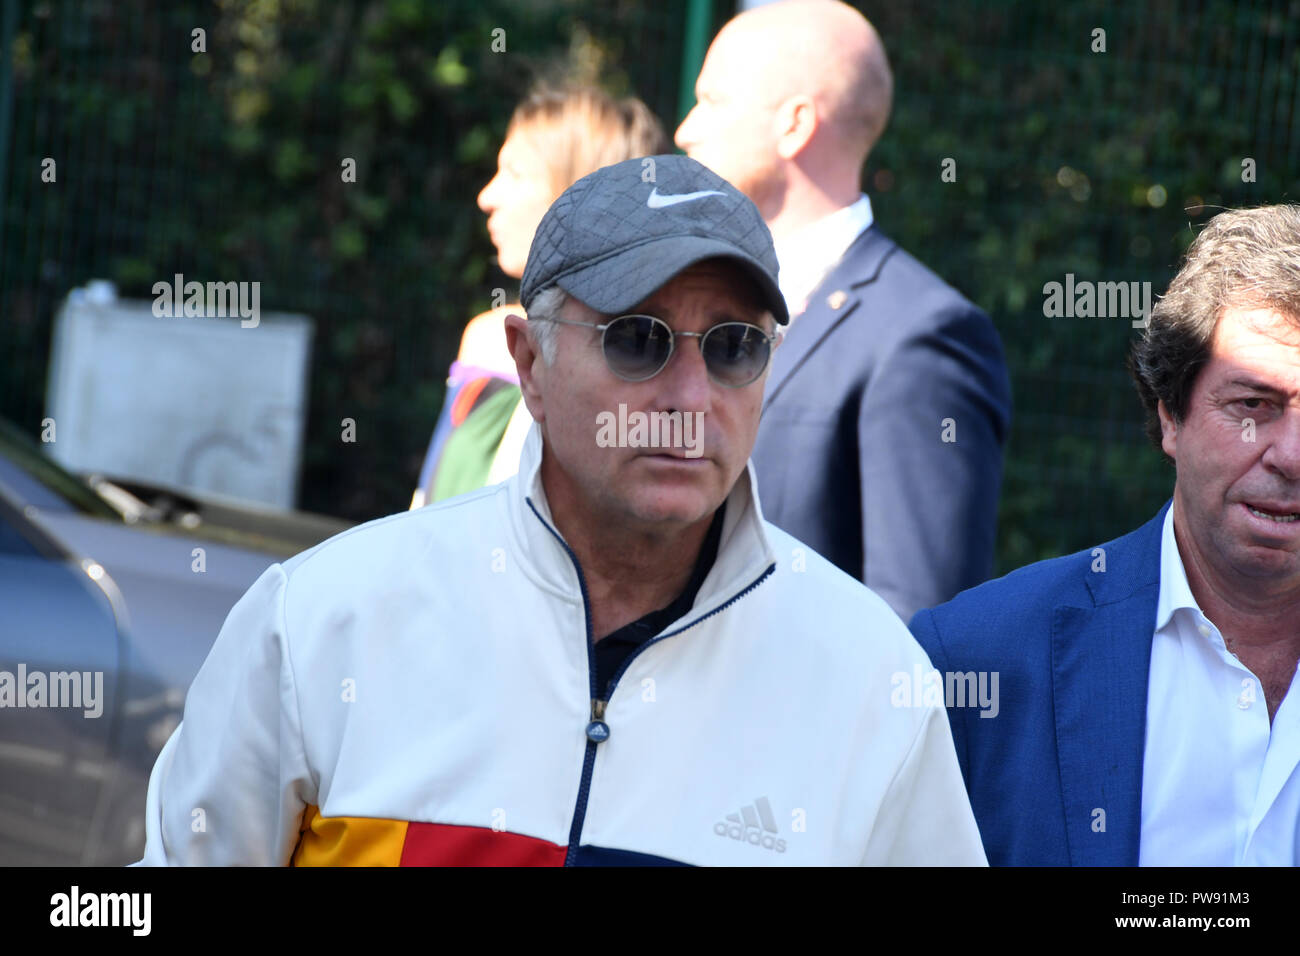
(137, 425, 987, 866)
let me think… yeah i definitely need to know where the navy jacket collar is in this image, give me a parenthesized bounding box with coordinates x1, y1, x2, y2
(763, 225, 897, 410)
(1052, 499, 1169, 865)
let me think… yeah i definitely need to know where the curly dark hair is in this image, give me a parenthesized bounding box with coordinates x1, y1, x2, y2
(1129, 204, 1300, 455)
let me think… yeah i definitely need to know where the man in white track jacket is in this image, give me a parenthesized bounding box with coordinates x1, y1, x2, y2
(137, 155, 986, 866)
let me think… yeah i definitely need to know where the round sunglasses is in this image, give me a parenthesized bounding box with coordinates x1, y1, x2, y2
(534, 313, 780, 388)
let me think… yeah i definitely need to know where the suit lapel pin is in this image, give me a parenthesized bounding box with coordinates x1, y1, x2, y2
(827, 289, 847, 310)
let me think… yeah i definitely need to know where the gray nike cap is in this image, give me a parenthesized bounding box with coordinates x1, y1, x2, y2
(520, 154, 788, 324)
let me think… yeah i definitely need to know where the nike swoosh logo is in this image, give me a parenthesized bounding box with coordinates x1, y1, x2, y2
(646, 187, 726, 208)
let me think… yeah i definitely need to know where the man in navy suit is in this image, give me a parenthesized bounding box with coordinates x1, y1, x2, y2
(675, 0, 1012, 622)
(911, 205, 1300, 866)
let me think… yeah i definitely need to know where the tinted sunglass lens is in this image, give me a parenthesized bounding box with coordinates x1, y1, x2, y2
(603, 316, 672, 380)
(703, 323, 770, 386)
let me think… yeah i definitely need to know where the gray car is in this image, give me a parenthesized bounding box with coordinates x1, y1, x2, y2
(0, 418, 351, 865)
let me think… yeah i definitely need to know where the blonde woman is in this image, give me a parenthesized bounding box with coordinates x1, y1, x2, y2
(413, 87, 670, 507)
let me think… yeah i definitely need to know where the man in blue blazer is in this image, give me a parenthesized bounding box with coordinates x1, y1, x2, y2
(676, 0, 1011, 621)
(912, 205, 1300, 866)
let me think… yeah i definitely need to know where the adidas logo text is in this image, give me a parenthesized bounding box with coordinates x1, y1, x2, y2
(714, 796, 786, 853)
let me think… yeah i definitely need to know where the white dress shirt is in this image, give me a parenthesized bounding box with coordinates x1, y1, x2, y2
(772, 194, 873, 320)
(1139, 507, 1300, 865)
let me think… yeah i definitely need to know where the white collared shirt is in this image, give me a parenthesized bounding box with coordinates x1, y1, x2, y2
(1139, 507, 1300, 865)
(772, 194, 873, 320)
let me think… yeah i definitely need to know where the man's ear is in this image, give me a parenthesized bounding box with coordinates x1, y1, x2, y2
(1157, 399, 1178, 459)
(774, 95, 817, 161)
(504, 312, 545, 423)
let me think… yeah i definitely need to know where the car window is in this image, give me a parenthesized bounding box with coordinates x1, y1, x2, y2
(0, 418, 119, 519)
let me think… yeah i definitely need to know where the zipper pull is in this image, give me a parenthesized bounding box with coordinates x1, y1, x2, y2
(585, 698, 610, 743)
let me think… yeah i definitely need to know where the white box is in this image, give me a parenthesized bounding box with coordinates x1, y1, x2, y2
(46, 285, 313, 509)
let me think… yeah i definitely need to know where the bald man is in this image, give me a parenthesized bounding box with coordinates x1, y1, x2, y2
(677, 0, 1011, 622)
